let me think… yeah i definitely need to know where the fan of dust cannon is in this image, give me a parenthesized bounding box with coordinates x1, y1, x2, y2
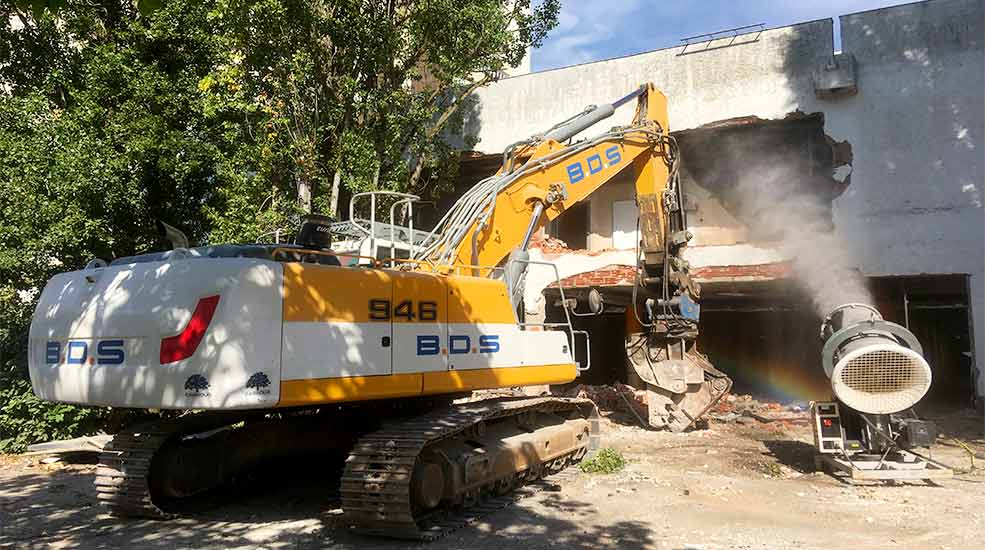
(820, 303, 932, 415)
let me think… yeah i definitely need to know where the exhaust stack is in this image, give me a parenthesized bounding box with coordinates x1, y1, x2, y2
(820, 303, 931, 415)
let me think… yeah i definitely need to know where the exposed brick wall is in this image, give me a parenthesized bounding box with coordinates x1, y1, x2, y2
(693, 262, 792, 280)
(548, 265, 636, 288)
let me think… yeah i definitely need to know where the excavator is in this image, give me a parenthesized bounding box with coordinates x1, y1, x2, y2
(27, 83, 730, 539)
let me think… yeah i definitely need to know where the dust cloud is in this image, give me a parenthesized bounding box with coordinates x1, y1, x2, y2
(729, 162, 872, 317)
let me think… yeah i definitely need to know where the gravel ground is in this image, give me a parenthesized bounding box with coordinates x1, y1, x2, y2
(1, 407, 982, 550)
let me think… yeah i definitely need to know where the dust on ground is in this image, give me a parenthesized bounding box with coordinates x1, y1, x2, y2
(1, 407, 983, 550)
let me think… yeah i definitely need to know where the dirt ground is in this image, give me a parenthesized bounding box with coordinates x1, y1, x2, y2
(1, 407, 983, 550)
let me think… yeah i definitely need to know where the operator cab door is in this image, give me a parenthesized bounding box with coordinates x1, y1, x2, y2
(281, 264, 393, 380)
(391, 271, 448, 374)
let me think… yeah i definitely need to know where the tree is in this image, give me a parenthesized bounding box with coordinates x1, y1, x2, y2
(0, 0, 243, 450)
(203, 0, 560, 230)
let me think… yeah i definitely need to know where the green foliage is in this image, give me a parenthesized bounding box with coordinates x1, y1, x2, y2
(1, 0, 242, 451)
(579, 448, 627, 474)
(0, 379, 109, 453)
(202, 0, 561, 228)
(762, 461, 784, 478)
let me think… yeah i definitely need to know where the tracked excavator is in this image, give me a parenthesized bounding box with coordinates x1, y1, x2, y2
(27, 83, 730, 539)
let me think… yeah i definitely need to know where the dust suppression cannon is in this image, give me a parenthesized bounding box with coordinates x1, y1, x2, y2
(811, 303, 951, 481)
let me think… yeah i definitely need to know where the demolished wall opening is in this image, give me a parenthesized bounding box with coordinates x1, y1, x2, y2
(675, 112, 852, 244)
(542, 113, 976, 408)
(547, 201, 589, 249)
(544, 112, 855, 398)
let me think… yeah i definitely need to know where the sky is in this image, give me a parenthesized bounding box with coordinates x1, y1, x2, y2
(532, 0, 918, 72)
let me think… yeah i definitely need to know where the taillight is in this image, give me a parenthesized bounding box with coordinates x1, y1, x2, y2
(160, 295, 220, 364)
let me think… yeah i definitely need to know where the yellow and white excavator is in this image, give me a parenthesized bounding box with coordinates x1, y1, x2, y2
(27, 83, 730, 539)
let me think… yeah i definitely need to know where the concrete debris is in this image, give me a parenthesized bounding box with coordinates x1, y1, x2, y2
(708, 394, 809, 424)
(528, 234, 572, 254)
(24, 435, 112, 456)
(528, 233, 612, 257)
(467, 386, 811, 427)
(562, 383, 648, 420)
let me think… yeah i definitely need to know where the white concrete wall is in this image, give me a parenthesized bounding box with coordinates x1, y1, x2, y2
(585, 173, 634, 251)
(463, 0, 985, 397)
(469, 20, 829, 153)
(828, 0, 985, 398)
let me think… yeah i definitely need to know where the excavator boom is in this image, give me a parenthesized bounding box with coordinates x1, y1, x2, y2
(416, 84, 680, 274)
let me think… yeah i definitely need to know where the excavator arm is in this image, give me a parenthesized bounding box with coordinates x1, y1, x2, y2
(414, 83, 730, 432)
(417, 85, 683, 277)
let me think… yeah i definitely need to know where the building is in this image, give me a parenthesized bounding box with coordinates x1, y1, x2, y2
(452, 0, 985, 407)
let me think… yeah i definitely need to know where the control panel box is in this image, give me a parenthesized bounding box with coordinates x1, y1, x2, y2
(811, 401, 845, 454)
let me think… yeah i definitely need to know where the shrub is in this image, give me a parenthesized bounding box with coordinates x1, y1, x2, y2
(0, 378, 109, 453)
(579, 447, 627, 474)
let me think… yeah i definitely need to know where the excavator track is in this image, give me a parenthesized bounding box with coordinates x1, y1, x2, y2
(341, 396, 598, 541)
(95, 426, 174, 519)
(94, 413, 254, 519)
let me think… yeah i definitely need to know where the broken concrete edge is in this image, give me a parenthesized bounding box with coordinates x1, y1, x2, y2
(23, 435, 112, 456)
(541, 262, 796, 289)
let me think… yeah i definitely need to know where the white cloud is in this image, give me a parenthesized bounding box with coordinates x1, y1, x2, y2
(534, 0, 643, 70)
(556, 9, 580, 32)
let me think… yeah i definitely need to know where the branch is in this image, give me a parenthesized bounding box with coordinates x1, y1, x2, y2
(15, 10, 31, 30)
(403, 74, 493, 190)
(425, 74, 491, 141)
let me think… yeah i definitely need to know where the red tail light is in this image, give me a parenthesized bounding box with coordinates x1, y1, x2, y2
(160, 295, 220, 364)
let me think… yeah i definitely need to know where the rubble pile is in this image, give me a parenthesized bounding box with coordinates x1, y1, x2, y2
(562, 383, 649, 420)
(528, 234, 572, 254)
(709, 394, 809, 425)
(529, 234, 612, 257)
(466, 385, 810, 430)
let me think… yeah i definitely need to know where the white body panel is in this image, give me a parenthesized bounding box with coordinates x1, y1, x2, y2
(280, 323, 572, 377)
(29, 258, 283, 409)
(393, 322, 448, 374)
(282, 322, 392, 380)
(445, 323, 570, 371)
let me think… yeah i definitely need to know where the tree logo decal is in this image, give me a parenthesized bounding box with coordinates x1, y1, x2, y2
(247, 372, 271, 390)
(184, 374, 210, 397)
(246, 372, 272, 396)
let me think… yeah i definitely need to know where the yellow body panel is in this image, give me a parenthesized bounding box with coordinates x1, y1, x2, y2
(278, 363, 577, 407)
(279, 373, 422, 406)
(392, 271, 446, 324)
(278, 264, 571, 407)
(421, 363, 576, 394)
(283, 263, 392, 323)
(446, 276, 516, 324)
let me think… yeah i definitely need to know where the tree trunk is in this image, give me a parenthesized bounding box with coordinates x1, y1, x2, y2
(328, 170, 342, 218)
(406, 153, 427, 191)
(297, 176, 312, 213)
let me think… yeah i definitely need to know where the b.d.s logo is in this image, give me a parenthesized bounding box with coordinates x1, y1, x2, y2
(45, 340, 125, 366)
(416, 334, 500, 356)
